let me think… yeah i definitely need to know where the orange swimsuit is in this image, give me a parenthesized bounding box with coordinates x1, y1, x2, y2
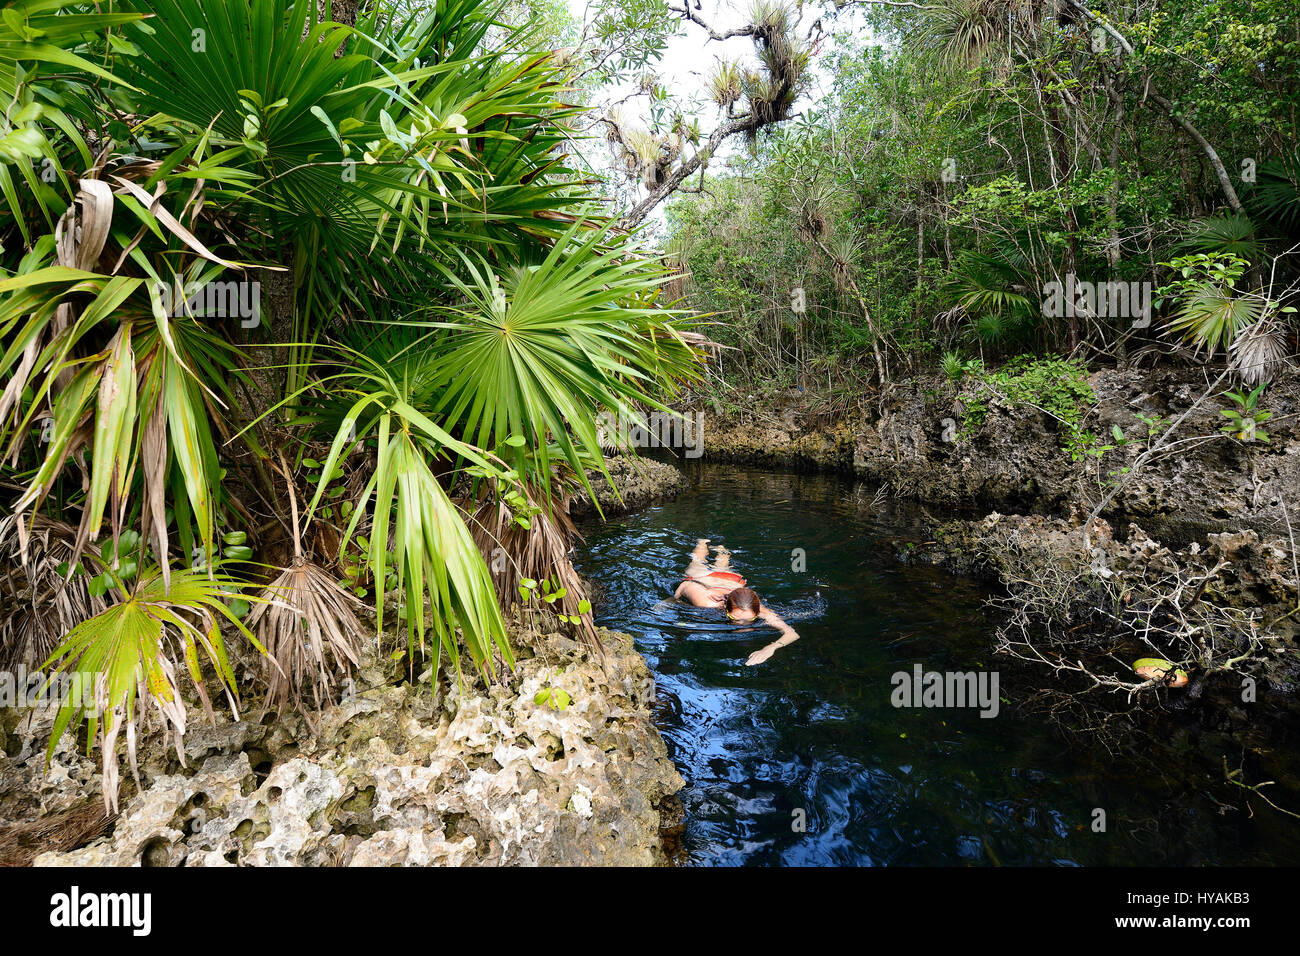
(681, 570, 746, 608)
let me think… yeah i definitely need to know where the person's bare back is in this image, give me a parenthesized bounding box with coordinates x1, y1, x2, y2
(672, 538, 801, 665)
(675, 539, 745, 608)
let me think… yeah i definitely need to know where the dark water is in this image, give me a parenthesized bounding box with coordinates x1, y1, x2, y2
(575, 463, 1300, 866)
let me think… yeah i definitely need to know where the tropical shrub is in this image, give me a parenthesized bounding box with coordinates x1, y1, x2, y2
(0, 0, 702, 806)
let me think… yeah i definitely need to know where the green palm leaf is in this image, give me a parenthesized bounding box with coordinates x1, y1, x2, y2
(42, 565, 264, 810)
(1165, 283, 1264, 354)
(425, 220, 701, 502)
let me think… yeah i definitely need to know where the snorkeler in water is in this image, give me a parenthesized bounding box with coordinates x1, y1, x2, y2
(673, 538, 801, 666)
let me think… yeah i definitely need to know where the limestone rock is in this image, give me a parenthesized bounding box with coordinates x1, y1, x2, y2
(24, 627, 682, 867)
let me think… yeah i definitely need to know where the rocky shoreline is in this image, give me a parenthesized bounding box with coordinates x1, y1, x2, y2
(7, 364, 1297, 865)
(1, 623, 684, 867)
(688, 366, 1300, 541)
(906, 513, 1300, 689)
(567, 456, 686, 519)
(0, 455, 697, 868)
(684, 365, 1300, 704)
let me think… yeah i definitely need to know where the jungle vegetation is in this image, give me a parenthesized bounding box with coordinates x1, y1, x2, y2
(657, 0, 1299, 401)
(1, 0, 1297, 809)
(0, 0, 704, 807)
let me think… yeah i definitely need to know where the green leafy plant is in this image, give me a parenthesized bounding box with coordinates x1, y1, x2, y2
(940, 350, 967, 381)
(1156, 252, 1261, 354)
(958, 355, 1095, 453)
(1219, 383, 1272, 443)
(43, 567, 265, 811)
(518, 575, 592, 627)
(302, 348, 515, 686)
(0, 0, 705, 805)
(534, 668, 574, 711)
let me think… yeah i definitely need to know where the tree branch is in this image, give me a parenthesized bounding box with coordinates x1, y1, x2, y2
(666, 4, 758, 42)
(622, 113, 751, 228)
(1064, 0, 1245, 215)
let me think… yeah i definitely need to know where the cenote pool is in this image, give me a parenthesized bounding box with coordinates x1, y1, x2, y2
(575, 463, 1300, 866)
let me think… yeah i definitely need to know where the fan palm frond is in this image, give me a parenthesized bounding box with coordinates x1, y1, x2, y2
(1176, 214, 1264, 261)
(1229, 317, 1290, 386)
(1247, 149, 1300, 232)
(946, 250, 1035, 320)
(43, 567, 265, 811)
(1165, 285, 1264, 355)
(247, 455, 365, 719)
(424, 220, 702, 505)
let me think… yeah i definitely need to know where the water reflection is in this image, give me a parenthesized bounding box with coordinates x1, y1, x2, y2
(575, 464, 1300, 866)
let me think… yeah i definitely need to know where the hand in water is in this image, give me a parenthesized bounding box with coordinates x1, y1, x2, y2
(745, 643, 778, 666)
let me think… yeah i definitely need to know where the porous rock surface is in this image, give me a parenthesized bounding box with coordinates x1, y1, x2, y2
(903, 512, 1300, 694)
(567, 456, 686, 519)
(4, 627, 682, 867)
(692, 366, 1300, 539)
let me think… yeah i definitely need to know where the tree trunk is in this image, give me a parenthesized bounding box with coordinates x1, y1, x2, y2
(331, 0, 359, 27)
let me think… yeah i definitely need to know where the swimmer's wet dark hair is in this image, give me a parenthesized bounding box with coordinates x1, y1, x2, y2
(726, 588, 761, 615)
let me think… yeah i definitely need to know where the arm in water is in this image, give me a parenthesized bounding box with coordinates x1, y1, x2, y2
(745, 606, 800, 666)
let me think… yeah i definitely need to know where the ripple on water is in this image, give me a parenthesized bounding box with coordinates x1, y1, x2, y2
(576, 463, 1300, 866)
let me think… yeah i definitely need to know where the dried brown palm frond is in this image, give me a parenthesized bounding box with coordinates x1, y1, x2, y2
(0, 515, 109, 672)
(248, 558, 365, 718)
(247, 455, 365, 720)
(1230, 316, 1291, 386)
(669, 328, 722, 350)
(460, 480, 600, 653)
(0, 799, 117, 867)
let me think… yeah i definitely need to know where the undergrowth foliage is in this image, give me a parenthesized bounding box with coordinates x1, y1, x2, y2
(0, 0, 703, 809)
(953, 355, 1096, 454)
(664, 0, 1299, 391)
